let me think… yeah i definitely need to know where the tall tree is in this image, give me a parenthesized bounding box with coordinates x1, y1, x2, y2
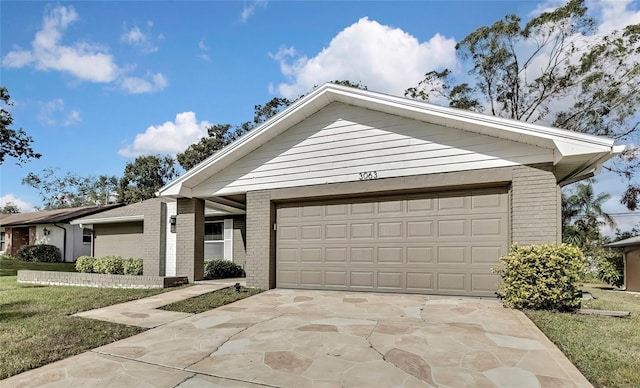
(405, 0, 640, 208)
(117, 155, 177, 204)
(1, 87, 41, 165)
(562, 181, 615, 248)
(0, 202, 20, 214)
(22, 168, 118, 209)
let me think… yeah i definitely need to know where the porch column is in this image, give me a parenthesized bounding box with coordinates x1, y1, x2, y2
(176, 198, 205, 282)
(142, 201, 167, 276)
(245, 191, 275, 289)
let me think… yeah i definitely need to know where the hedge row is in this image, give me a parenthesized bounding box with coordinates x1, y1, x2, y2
(76, 256, 143, 275)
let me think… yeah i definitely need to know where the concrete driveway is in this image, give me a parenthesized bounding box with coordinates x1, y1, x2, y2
(4, 289, 591, 387)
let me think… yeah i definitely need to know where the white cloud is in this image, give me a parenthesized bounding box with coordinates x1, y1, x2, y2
(3, 5, 119, 83)
(269, 17, 457, 99)
(120, 22, 161, 53)
(0, 194, 35, 213)
(121, 72, 168, 94)
(593, 0, 640, 34)
(37, 98, 82, 126)
(198, 38, 211, 62)
(2, 5, 167, 94)
(118, 112, 211, 157)
(241, 0, 268, 23)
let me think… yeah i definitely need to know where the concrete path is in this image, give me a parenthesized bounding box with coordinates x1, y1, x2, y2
(73, 278, 246, 328)
(3, 289, 592, 387)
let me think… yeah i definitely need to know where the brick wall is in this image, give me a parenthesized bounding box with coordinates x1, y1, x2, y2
(16, 270, 187, 289)
(511, 163, 561, 245)
(176, 198, 204, 282)
(142, 201, 166, 276)
(245, 191, 274, 289)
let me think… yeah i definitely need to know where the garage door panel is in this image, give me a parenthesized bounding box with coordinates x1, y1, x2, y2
(351, 223, 374, 239)
(378, 222, 403, 238)
(276, 188, 508, 296)
(325, 248, 347, 262)
(350, 271, 374, 287)
(378, 200, 403, 214)
(325, 224, 348, 239)
(378, 247, 403, 263)
(407, 221, 434, 238)
(406, 272, 434, 290)
(325, 271, 347, 287)
(378, 272, 403, 289)
(407, 247, 434, 263)
(437, 246, 467, 264)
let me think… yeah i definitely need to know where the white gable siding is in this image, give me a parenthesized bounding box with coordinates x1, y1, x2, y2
(192, 103, 554, 197)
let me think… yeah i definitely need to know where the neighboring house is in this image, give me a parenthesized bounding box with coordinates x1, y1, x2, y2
(152, 83, 621, 296)
(70, 197, 245, 277)
(606, 237, 640, 292)
(0, 205, 122, 262)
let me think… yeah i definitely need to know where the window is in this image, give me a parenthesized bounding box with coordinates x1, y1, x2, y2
(0, 231, 5, 251)
(204, 221, 224, 260)
(82, 228, 92, 245)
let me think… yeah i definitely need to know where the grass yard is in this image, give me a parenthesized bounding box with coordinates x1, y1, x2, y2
(526, 283, 640, 388)
(0, 257, 171, 379)
(160, 286, 262, 314)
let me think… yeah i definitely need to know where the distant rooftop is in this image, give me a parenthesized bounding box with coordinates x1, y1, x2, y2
(0, 204, 123, 227)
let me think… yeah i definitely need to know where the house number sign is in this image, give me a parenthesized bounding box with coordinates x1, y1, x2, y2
(359, 171, 378, 181)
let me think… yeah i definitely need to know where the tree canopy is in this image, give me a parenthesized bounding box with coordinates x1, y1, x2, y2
(0, 202, 20, 214)
(405, 0, 640, 209)
(22, 168, 118, 210)
(1, 87, 41, 165)
(117, 155, 177, 204)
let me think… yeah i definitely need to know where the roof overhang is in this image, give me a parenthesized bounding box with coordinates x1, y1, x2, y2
(159, 83, 623, 198)
(70, 215, 144, 225)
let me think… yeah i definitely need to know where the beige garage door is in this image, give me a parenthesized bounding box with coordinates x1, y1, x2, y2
(276, 188, 509, 296)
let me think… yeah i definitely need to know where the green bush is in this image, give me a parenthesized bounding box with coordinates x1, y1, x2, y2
(93, 256, 124, 275)
(75, 256, 95, 273)
(597, 248, 624, 287)
(493, 244, 586, 311)
(17, 244, 62, 263)
(204, 259, 245, 279)
(123, 258, 143, 275)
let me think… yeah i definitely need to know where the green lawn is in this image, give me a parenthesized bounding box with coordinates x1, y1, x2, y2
(160, 286, 262, 314)
(526, 283, 640, 388)
(0, 257, 170, 379)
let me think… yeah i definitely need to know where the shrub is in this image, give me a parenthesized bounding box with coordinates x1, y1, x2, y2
(597, 248, 624, 287)
(493, 244, 586, 311)
(75, 256, 95, 273)
(93, 256, 124, 275)
(204, 259, 245, 279)
(17, 244, 62, 263)
(123, 258, 143, 275)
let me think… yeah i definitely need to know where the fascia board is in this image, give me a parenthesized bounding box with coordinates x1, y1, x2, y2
(70, 215, 144, 225)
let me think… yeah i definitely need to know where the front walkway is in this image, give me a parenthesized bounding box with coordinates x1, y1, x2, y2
(74, 278, 246, 328)
(4, 289, 592, 387)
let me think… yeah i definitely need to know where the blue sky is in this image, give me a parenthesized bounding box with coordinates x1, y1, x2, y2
(1, 0, 638, 233)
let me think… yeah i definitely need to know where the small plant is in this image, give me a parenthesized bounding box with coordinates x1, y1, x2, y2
(17, 244, 62, 263)
(493, 244, 586, 311)
(93, 255, 124, 275)
(123, 258, 143, 275)
(204, 259, 245, 279)
(75, 256, 95, 273)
